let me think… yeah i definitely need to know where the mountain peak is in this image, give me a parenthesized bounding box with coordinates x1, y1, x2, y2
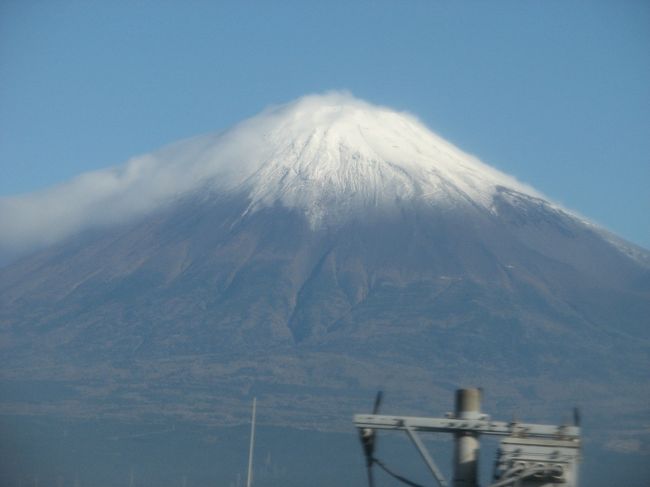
(0, 93, 546, 258)
(164, 92, 542, 226)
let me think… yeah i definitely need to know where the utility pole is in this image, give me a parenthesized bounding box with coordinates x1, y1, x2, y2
(453, 388, 481, 487)
(354, 387, 580, 487)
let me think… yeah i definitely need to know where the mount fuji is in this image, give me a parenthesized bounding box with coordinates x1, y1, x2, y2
(1, 93, 649, 485)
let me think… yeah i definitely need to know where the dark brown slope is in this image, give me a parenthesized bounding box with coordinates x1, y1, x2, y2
(0, 189, 648, 437)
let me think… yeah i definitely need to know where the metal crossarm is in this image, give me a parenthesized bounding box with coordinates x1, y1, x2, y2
(354, 414, 580, 440)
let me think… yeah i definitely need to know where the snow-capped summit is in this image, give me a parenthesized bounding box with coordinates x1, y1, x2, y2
(1, 92, 553, 256)
(161, 92, 541, 226)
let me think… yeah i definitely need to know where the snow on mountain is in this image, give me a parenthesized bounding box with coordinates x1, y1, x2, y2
(0, 92, 591, 258)
(160, 92, 544, 225)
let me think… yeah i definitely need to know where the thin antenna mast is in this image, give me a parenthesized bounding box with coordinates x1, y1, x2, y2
(246, 397, 257, 487)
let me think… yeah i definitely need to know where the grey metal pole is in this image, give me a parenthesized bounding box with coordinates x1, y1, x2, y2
(452, 388, 481, 487)
(246, 397, 257, 487)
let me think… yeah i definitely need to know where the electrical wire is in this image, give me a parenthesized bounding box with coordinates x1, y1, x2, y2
(372, 457, 427, 487)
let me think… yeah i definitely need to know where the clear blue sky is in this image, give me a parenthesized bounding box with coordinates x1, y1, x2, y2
(1, 0, 648, 247)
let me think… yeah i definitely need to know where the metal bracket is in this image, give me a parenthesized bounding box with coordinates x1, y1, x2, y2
(405, 426, 448, 487)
